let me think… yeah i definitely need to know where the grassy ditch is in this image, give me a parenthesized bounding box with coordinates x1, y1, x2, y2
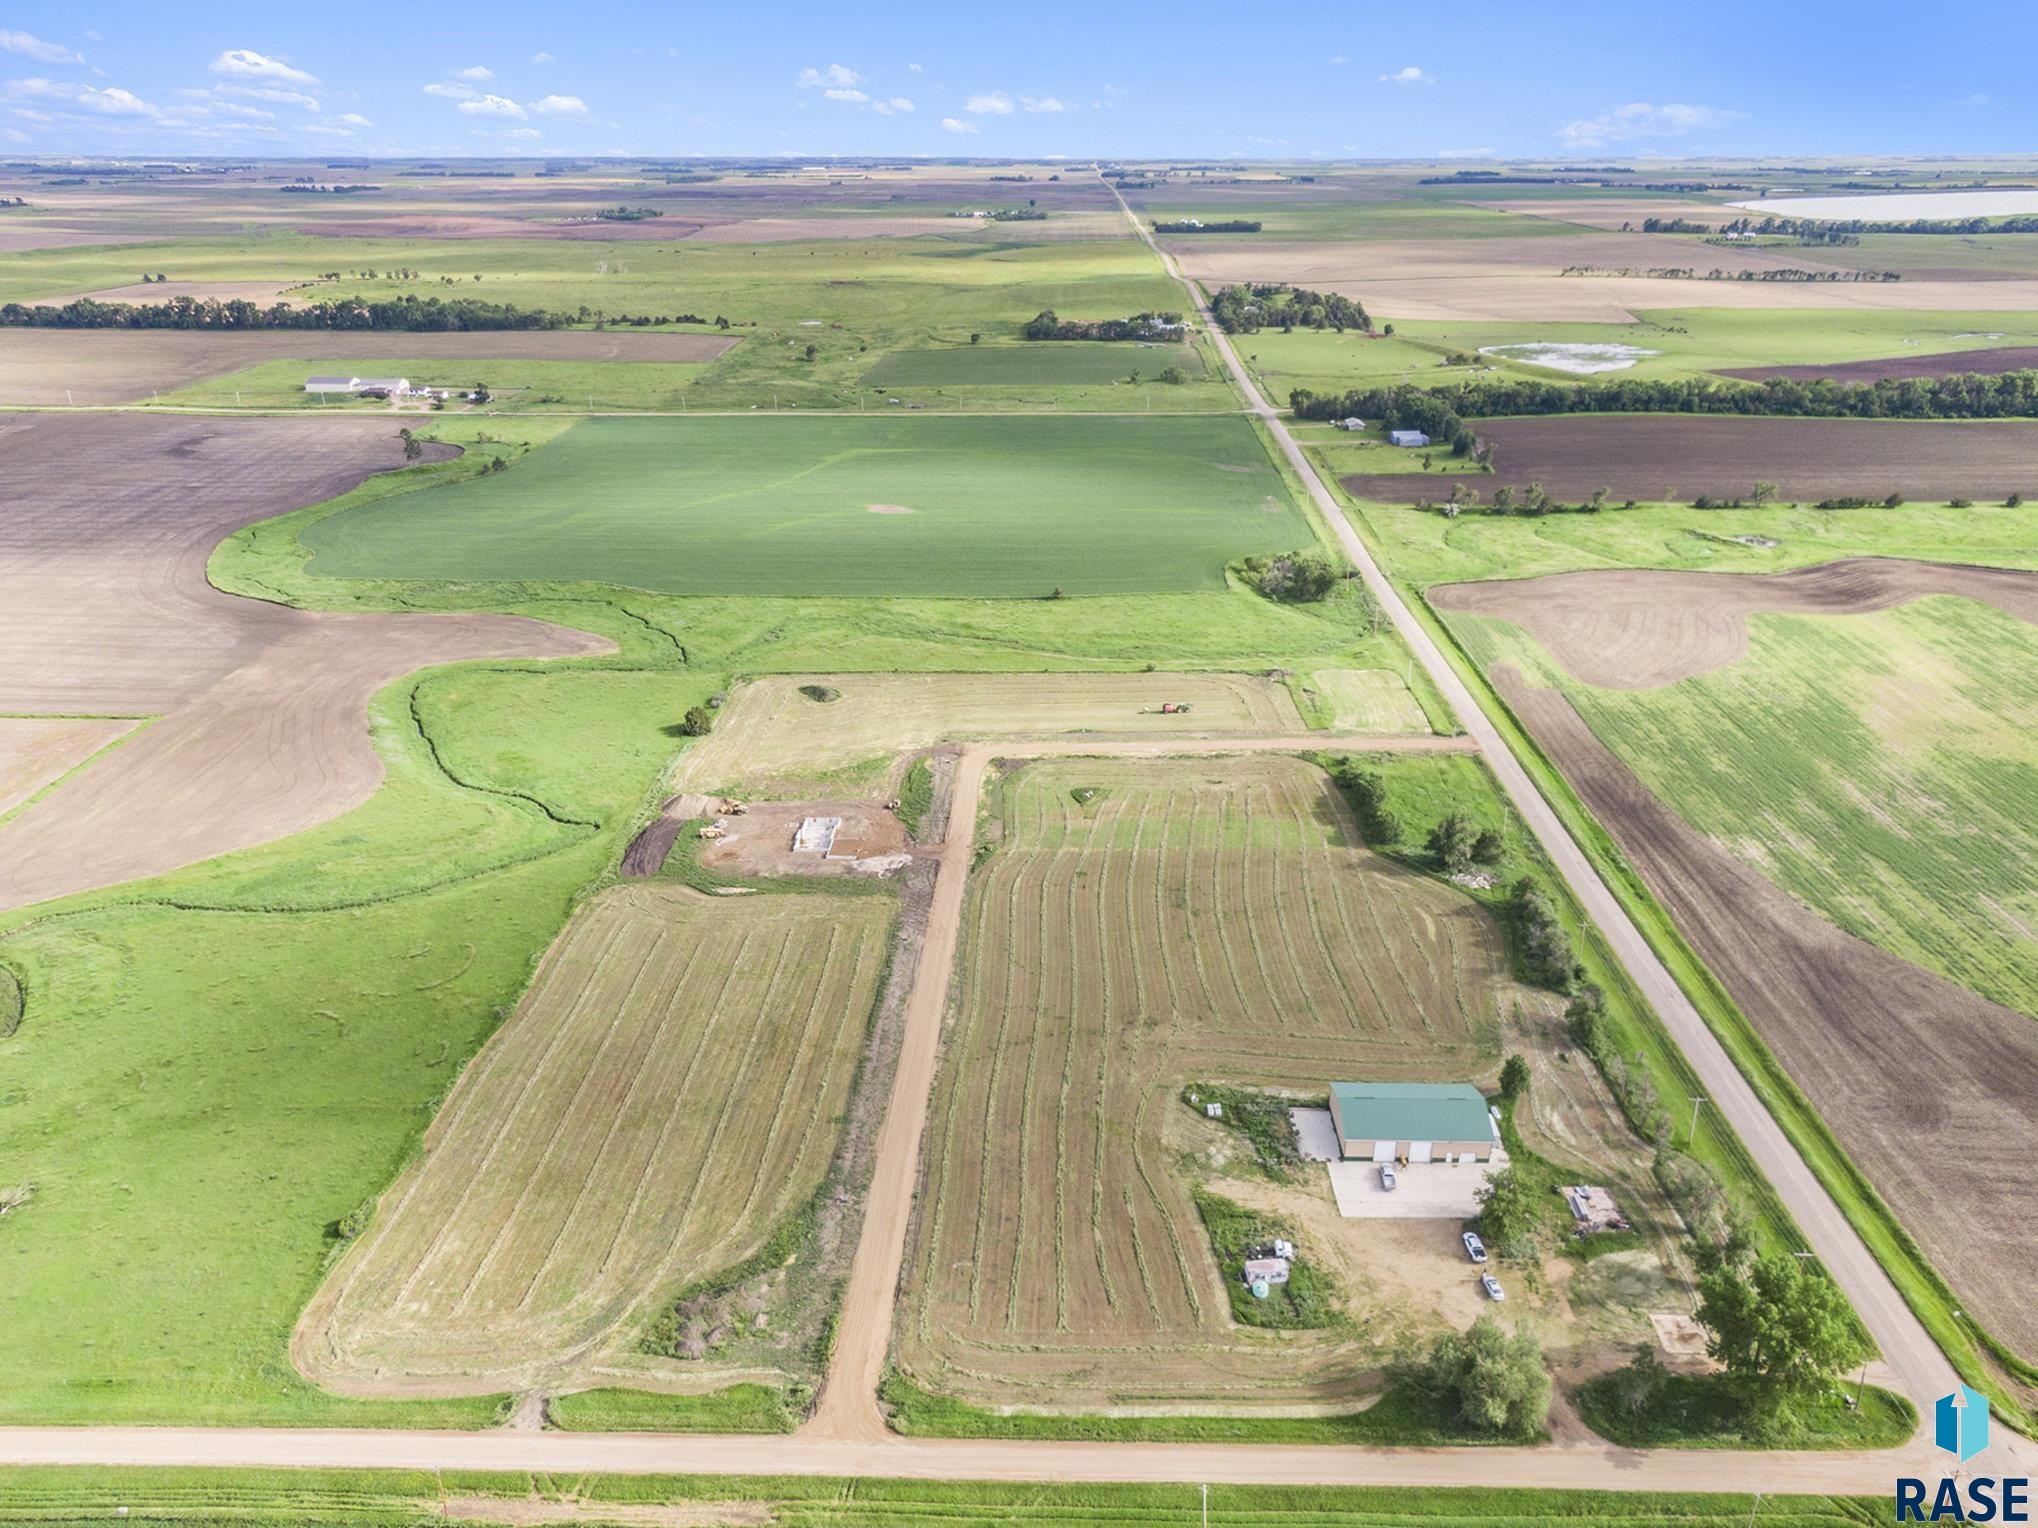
(1575, 1369, 1916, 1451)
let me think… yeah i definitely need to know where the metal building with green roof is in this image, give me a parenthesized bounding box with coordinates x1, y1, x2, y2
(1328, 1081, 1499, 1164)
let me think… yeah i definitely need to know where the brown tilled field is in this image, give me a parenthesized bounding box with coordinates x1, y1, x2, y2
(297, 882, 893, 1396)
(1431, 557, 2038, 688)
(895, 755, 1562, 1411)
(672, 673, 1316, 798)
(0, 716, 139, 816)
(0, 329, 739, 405)
(1487, 665, 2038, 1361)
(1343, 416, 2038, 505)
(1718, 345, 2038, 383)
(0, 413, 606, 913)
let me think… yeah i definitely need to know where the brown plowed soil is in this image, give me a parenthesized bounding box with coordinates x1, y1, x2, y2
(1342, 416, 2038, 506)
(0, 413, 609, 913)
(620, 818, 686, 878)
(295, 216, 717, 242)
(1490, 665, 2038, 1359)
(1432, 556, 2038, 687)
(0, 329, 739, 405)
(1719, 345, 2038, 383)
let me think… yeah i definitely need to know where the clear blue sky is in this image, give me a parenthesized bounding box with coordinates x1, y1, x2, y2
(4, 1, 2034, 161)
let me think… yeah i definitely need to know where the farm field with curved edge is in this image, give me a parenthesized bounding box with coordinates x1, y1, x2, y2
(297, 882, 892, 1400)
(300, 414, 1313, 598)
(895, 752, 1679, 1415)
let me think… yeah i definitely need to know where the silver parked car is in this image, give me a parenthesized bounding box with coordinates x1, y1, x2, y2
(1462, 1231, 1487, 1264)
(1378, 1163, 1397, 1191)
(1481, 1272, 1505, 1302)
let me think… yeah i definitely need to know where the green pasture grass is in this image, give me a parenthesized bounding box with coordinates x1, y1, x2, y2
(1337, 486, 2038, 1429)
(1471, 597, 2038, 1017)
(1343, 494, 2038, 592)
(0, 1465, 1885, 1525)
(1250, 307, 2038, 396)
(860, 339, 1204, 385)
(546, 1384, 801, 1433)
(299, 414, 1313, 598)
(1574, 1371, 1916, 1450)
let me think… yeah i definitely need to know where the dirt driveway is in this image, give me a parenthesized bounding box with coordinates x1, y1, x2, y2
(0, 414, 607, 913)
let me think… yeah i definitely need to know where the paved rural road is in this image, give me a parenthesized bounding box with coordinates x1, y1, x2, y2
(3, 202, 2033, 1494)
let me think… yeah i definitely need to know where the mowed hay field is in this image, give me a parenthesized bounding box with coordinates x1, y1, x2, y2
(302, 415, 1310, 598)
(897, 755, 1527, 1412)
(675, 672, 1310, 796)
(861, 342, 1205, 387)
(297, 882, 890, 1397)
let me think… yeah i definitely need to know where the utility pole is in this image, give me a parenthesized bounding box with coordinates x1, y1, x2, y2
(1687, 1095, 1708, 1145)
(1200, 1483, 1208, 1528)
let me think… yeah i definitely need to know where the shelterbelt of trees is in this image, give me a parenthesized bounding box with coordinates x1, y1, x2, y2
(0, 295, 672, 331)
(1210, 282, 1371, 334)
(1292, 368, 2038, 435)
(1021, 309, 1183, 341)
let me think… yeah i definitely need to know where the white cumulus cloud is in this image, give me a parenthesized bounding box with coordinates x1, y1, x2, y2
(457, 93, 527, 119)
(938, 116, 977, 134)
(796, 63, 861, 89)
(823, 87, 869, 104)
(872, 96, 914, 115)
(1380, 65, 1430, 85)
(507, 127, 542, 140)
(8, 77, 160, 117)
(209, 49, 317, 86)
(223, 83, 319, 110)
(423, 81, 478, 100)
(964, 91, 1012, 115)
(532, 52, 554, 64)
(1559, 101, 1741, 148)
(455, 64, 494, 81)
(531, 93, 588, 117)
(1020, 95, 1067, 113)
(0, 28, 82, 65)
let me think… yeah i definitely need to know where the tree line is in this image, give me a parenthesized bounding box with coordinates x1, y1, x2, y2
(1209, 283, 1369, 334)
(1292, 369, 2038, 440)
(1152, 219, 1261, 232)
(0, 295, 617, 332)
(1021, 309, 1182, 342)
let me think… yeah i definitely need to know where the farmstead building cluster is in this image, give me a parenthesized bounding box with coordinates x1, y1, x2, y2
(1329, 1082, 1499, 1164)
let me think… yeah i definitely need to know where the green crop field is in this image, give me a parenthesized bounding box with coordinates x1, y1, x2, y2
(301, 414, 1314, 597)
(1458, 596, 2038, 1019)
(1249, 307, 2038, 398)
(861, 340, 1204, 386)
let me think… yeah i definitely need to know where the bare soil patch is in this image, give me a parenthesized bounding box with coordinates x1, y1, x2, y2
(867, 502, 914, 514)
(1432, 556, 2038, 688)
(699, 800, 910, 879)
(0, 413, 607, 913)
(1490, 664, 2038, 1361)
(0, 716, 138, 817)
(1344, 416, 2038, 507)
(1719, 345, 2038, 384)
(295, 215, 715, 242)
(0, 222, 155, 252)
(1175, 240, 2038, 322)
(0, 329, 738, 405)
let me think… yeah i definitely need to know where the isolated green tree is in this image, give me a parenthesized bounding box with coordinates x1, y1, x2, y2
(1695, 1252, 1864, 1410)
(1424, 1315, 1551, 1438)
(1499, 1053, 1531, 1100)
(678, 705, 714, 738)
(1427, 811, 1480, 872)
(1477, 1164, 1545, 1261)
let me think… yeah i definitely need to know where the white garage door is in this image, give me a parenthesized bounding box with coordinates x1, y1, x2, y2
(1408, 1140, 1432, 1164)
(1371, 1139, 1395, 1163)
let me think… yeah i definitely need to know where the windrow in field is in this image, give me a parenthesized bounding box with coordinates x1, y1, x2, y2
(897, 755, 1586, 1413)
(295, 882, 891, 1397)
(299, 415, 1313, 598)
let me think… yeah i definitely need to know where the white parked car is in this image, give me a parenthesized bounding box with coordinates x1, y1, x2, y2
(1462, 1231, 1487, 1264)
(1481, 1273, 1505, 1302)
(1378, 1163, 1397, 1191)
